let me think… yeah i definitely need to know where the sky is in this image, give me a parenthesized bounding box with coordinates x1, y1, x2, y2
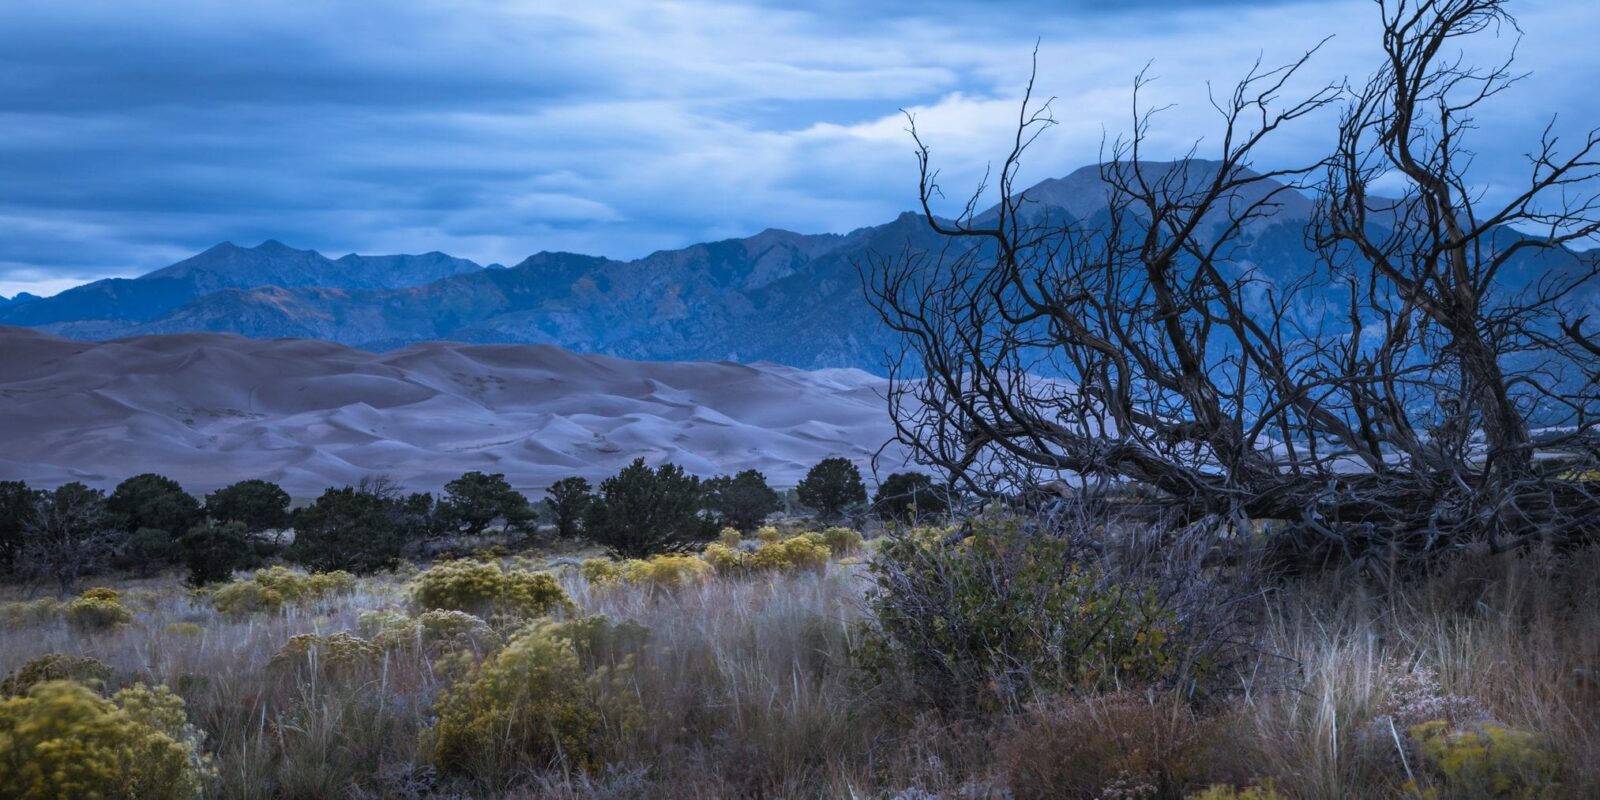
(1, 0, 1596, 298)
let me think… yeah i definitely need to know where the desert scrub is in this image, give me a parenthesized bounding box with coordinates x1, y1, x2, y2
(582, 554, 713, 591)
(862, 514, 1187, 712)
(1, 653, 112, 696)
(0, 598, 63, 628)
(409, 558, 572, 619)
(363, 608, 502, 656)
(210, 565, 356, 615)
(702, 541, 751, 573)
(64, 587, 134, 631)
(749, 535, 831, 572)
(1188, 785, 1286, 800)
(423, 616, 647, 779)
(267, 632, 381, 679)
(0, 679, 213, 800)
(819, 526, 865, 554)
(1406, 720, 1562, 798)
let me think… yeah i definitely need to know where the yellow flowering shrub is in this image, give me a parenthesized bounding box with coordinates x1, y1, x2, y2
(701, 542, 751, 573)
(64, 587, 133, 631)
(716, 527, 743, 548)
(750, 535, 831, 572)
(363, 608, 502, 656)
(268, 632, 380, 677)
(210, 566, 356, 616)
(820, 526, 865, 554)
(409, 559, 572, 619)
(580, 557, 624, 585)
(0, 598, 63, 628)
(425, 619, 605, 776)
(1407, 720, 1562, 799)
(0, 679, 213, 800)
(1, 654, 113, 696)
(620, 554, 712, 590)
(756, 525, 783, 543)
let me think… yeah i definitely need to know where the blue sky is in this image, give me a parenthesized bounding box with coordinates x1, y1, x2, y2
(1, 0, 1595, 297)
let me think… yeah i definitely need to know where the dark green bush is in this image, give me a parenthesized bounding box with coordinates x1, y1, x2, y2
(543, 477, 592, 539)
(437, 471, 532, 537)
(796, 457, 866, 521)
(180, 520, 251, 586)
(583, 459, 716, 557)
(872, 471, 949, 522)
(704, 469, 783, 532)
(204, 479, 291, 535)
(289, 484, 415, 574)
(107, 474, 201, 570)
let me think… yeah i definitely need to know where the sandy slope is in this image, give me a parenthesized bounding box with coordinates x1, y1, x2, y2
(0, 326, 907, 496)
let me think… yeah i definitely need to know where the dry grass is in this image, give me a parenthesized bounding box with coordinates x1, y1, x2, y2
(1, 543, 1597, 798)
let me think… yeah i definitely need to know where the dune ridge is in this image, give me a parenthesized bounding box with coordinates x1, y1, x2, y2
(0, 326, 905, 496)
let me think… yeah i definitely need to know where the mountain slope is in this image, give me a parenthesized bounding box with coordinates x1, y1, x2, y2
(0, 326, 906, 495)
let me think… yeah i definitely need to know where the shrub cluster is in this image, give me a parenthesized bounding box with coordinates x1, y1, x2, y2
(0, 653, 113, 696)
(408, 559, 572, 620)
(209, 566, 356, 616)
(0, 679, 213, 800)
(862, 514, 1187, 712)
(64, 587, 134, 631)
(423, 616, 647, 779)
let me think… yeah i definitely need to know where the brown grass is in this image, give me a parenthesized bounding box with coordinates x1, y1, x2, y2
(1, 544, 1597, 798)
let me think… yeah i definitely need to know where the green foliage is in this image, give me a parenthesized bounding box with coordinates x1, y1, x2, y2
(64, 587, 133, 631)
(288, 484, 415, 573)
(180, 520, 250, 586)
(580, 554, 714, 592)
(1189, 785, 1286, 800)
(701, 541, 751, 573)
(0, 479, 40, 573)
(871, 471, 949, 522)
(364, 608, 502, 656)
(209, 565, 356, 616)
(424, 616, 647, 777)
(268, 632, 380, 677)
(0, 654, 113, 696)
(862, 514, 1185, 712)
(0, 679, 213, 800)
(543, 477, 593, 539)
(1407, 720, 1562, 799)
(408, 559, 572, 620)
(704, 469, 783, 532)
(438, 471, 531, 537)
(796, 457, 866, 520)
(107, 474, 202, 570)
(204, 479, 291, 534)
(583, 458, 716, 557)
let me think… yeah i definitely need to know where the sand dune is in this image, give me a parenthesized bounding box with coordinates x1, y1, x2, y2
(0, 326, 909, 497)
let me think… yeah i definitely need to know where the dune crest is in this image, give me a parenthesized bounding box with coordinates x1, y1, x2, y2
(0, 326, 905, 496)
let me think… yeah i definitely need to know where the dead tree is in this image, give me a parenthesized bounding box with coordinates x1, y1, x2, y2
(865, 0, 1600, 567)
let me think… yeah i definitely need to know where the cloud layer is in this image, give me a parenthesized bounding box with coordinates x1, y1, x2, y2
(2, 0, 1596, 296)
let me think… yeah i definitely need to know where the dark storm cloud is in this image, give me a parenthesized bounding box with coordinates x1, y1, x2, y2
(0, 0, 1594, 297)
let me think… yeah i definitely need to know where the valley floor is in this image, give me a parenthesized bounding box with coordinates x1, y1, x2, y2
(2, 533, 1597, 799)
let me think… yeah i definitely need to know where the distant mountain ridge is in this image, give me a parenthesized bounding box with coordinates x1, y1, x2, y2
(4, 161, 1592, 371)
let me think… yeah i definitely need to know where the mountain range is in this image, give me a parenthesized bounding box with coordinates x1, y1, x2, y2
(3, 161, 1594, 371)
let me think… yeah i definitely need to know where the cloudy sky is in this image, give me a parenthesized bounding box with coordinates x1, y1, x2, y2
(1, 0, 1595, 297)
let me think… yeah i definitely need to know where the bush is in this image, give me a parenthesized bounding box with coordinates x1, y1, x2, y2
(289, 483, 419, 573)
(438, 471, 532, 537)
(1407, 720, 1562, 799)
(701, 541, 751, 573)
(0, 654, 113, 696)
(750, 535, 831, 572)
(862, 514, 1186, 712)
(0, 598, 62, 628)
(210, 566, 356, 616)
(409, 559, 572, 620)
(819, 526, 865, 554)
(581, 554, 714, 591)
(0, 679, 213, 800)
(704, 469, 783, 532)
(796, 457, 867, 521)
(424, 617, 643, 777)
(583, 458, 716, 557)
(268, 632, 380, 677)
(872, 472, 949, 522)
(204, 479, 291, 535)
(64, 587, 133, 631)
(580, 557, 625, 585)
(543, 477, 593, 539)
(0, 480, 41, 574)
(990, 693, 1245, 799)
(366, 609, 501, 657)
(180, 520, 250, 586)
(16, 482, 122, 593)
(107, 474, 202, 571)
